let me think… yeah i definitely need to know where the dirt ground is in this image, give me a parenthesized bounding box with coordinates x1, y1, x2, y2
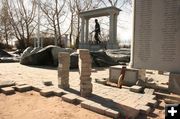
(0, 91, 111, 119)
(0, 63, 166, 119)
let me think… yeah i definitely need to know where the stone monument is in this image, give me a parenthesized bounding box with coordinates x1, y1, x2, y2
(79, 7, 121, 49)
(131, 0, 180, 94)
(58, 52, 70, 89)
(78, 49, 92, 97)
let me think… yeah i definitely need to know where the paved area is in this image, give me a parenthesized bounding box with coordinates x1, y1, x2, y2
(0, 63, 158, 118)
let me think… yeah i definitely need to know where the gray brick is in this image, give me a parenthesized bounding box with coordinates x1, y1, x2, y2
(130, 85, 143, 93)
(81, 100, 94, 109)
(52, 88, 64, 97)
(105, 108, 119, 118)
(43, 81, 53, 86)
(16, 85, 32, 92)
(135, 105, 151, 114)
(62, 94, 78, 103)
(1, 87, 15, 95)
(89, 103, 108, 115)
(40, 88, 54, 97)
(32, 85, 46, 92)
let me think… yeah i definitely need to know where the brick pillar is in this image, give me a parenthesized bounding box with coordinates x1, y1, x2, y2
(58, 52, 70, 89)
(78, 49, 92, 97)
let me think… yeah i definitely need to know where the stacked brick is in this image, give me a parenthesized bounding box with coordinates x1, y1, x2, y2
(78, 49, 92, 97)
(58, 52, 70, 89)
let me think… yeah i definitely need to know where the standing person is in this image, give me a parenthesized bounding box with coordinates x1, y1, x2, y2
(94, 19, 101, 44)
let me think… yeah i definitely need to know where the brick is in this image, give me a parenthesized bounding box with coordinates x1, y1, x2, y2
(58, 84, 70, 89)
(81, 100, 94, 109)
(58, 69, 69, 77)
(32, 85, 46, 92)
(40, 88, 54, 97)
(89, 103, 108, 115)
(135, 105, 151, 114)
(147, 99, 158, 107)
(43, 81, 53, 86)
(105, 108, 119, 118)
(130, 85, 143, 93)
(52, 88, 64, 97)
(144, 88, 154, 95)
(1, 87, 15, 95)
(80, 92, 92, 97)
(62, 94, 78, 103)
(16, 85, 32, 92)
(76, 96, 87, 102)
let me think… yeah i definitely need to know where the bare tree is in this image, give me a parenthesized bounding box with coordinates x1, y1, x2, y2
(0, 0, 12, 46)
(6, 0, 37, 49)
(67, 0, 102, 48)
(40, 0, 66, 46)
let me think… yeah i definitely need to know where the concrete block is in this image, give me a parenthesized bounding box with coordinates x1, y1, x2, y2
(58, 69, 69, 77)
(43, 81, 53, 86)
(89, 103, 108, 115)
(52, 88, 64, 97)
(76, 96, 87, 102)
(58, 84, 70, 89)
(144, 88, 154, 95)
(62, 94, 78, 103)
(136, 105, 151, 114)
(105, 108, 119, 118)
(1, 87, 15, 95)
(16, 85, 32, 92)
(109, 65, 138, 86)
(169, 73, 180, 95)
(40, 89, 54, 97)
(81, 100, 94, 109)
(32, 85, 46, 92)
(147, 99, 158, 107)
(130, 85, 143, 93)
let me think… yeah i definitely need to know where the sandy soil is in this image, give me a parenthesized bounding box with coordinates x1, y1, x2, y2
(0, 91, 110, 119)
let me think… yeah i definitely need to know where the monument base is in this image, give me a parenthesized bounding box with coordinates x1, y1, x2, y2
(109, 65, 139, 86)
(169, 73, 180, 95)
(106, 42, 119, 49)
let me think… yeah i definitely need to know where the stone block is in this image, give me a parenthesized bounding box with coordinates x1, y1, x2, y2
(58, 69, 69, 77)
(40, 89, 54, 97)
(52, 88, 64, 97)
(0, 80, 15, 88)
(80, 91, 92, 97)
(16, 85, 32, 92)
(78, 63, 91, 68)
(109, 65, 138, 86)
(169, 73, 180, 95)
(81, 100, 94, 109)
(80, 81, 92, 85)
(80, 84, 93, 89)
(62, 94, 78, 103)
(76, 96, 87, 102)
(1, 87, 15, 95)
(43, 80, 53, 86)
(80, 77, 92, 82)
(78, 49, 90, 55)
(147, 99, 158, 107)
(89, 103, 108, 115)
(135, 105, 151, 114)
(58, 83, 69, 89)
(105, 108, 119, 118)
(130, 85, 143, 93)
(144, 88, 154, 95)
(32, 85, 46, 92)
